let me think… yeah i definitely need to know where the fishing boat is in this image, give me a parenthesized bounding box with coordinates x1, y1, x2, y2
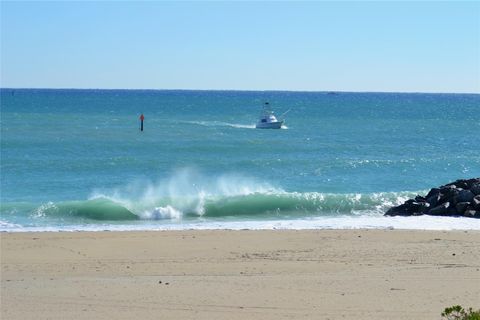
(255, 102, 287, 129)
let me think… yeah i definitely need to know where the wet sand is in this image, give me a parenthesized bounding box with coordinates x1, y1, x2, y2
(1, 229, 479, 319)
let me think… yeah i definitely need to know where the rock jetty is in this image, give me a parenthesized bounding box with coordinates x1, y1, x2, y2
(385, 178, 480, 218)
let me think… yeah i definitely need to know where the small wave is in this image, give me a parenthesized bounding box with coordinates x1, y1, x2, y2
(0, 220, 22, 229)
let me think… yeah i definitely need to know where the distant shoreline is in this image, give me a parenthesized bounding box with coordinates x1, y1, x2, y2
(2, 87, 479, 95)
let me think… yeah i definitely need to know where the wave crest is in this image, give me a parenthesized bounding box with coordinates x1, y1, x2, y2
(6, 190, 415, 222)
(2, 170, 418, 222)
(89, 168, 281, 218)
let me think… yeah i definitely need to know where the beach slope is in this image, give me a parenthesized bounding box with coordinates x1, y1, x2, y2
(1, 230, 479, 319)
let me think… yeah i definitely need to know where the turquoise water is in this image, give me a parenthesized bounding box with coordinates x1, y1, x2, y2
(1, 89, 479, 231)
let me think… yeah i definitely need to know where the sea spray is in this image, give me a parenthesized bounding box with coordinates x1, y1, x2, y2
(76, 168, 418, 220)
(89, 168, 283, 218)
(1, 169, 419, 224)
(146, 205, 183, 220)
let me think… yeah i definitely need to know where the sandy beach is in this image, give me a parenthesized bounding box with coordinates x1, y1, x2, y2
(1, 229, 479, 319)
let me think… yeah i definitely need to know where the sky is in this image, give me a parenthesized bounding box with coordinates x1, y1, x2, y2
(1, 1, 479, 93)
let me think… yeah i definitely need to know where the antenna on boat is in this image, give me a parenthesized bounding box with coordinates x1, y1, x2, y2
(279, 108, 291, 120)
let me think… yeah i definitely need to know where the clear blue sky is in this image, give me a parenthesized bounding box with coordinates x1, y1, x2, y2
(1, 1, 479, 93)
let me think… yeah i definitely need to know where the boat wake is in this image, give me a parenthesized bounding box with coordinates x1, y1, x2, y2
(184, 121, 256, 129)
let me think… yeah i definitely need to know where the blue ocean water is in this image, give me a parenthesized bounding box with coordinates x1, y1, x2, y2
(1, 89, 479, 231)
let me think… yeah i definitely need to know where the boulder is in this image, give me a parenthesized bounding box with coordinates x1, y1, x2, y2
(438, 186, 458, 204)
(426, 194, 441, 207)
(455, 190, 475, 203)
(384, 178, 480, 219)
(463, 209, 480, 218)
(473, 195, 480, 210)
(455, 202, 470, 215)
(471, 184, 480, 196)
(414, 195, 426, 202)
(444, 178, 480, 190)
(410, 201, 430, 214)
(466, 178, 480, 189)
(425, 188, 440, 199)
(445, 179, 468, 189)
(384, 201, 429, 216)
(385, 204, 410, 216)
(428, 202, 450, 216)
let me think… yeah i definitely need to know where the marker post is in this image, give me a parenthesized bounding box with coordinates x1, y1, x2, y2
(140, 114, 145, 131)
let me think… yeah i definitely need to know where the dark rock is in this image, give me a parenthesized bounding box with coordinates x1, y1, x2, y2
(447, 206, 459, 216)
(455, 190, 475, 203)
(440, 185, 457, 193)
(439, 186, 458, 204)
(419, 202, 431, 213)
(384, 207, 400, 216)
(456, 202, 470, 214)
(444, 178, 479, 189)
(471, 183, 480, 195)
(426, 194, 441, 207)
(385, 206, 401, 216)
(473, 195, 480, 209)
(406, 201, 426, 212)
(385, 201, 428, 216)
(415, 195, 426, 202)
(427, 202, 450, 216)
(385, 204, 413, 216)
(410, 201, 429, 214)
(457, 181, 469, 189)
(425, 188, 440, 199)
(384, 178, 480, 219)
(464, 209, 479, 218)
(465, 178, 480, 189)
(445, 179, 468, 189)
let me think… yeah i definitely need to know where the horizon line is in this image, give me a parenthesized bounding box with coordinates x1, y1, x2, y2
(1, 87, 479, 95)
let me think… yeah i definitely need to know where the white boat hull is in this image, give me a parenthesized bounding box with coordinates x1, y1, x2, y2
(255, 121, 283, 129)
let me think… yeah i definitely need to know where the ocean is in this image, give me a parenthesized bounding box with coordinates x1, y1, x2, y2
(1, 89, 479, 231)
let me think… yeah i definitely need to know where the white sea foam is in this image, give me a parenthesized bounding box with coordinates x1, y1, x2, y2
(142, 205, 183, 220)
(3, 215, 480, 232)
(0, 220, 23, 229)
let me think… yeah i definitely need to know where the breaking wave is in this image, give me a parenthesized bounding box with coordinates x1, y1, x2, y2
(1, 191, 414, 222)
(1, 169, 416, 222)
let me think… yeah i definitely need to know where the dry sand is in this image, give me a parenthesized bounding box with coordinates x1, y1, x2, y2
(1, 229, 479, 319)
